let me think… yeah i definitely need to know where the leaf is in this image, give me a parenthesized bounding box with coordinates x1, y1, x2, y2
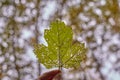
(34, 20, 86, 69)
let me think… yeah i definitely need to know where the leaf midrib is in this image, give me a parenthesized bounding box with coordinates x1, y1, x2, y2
(57, 25, 63, 70)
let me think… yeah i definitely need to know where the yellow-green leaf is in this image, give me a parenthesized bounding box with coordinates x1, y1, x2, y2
(34, 20, 86, 69)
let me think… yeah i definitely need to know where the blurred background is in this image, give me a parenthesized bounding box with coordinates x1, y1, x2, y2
(0, 0, 120, 80)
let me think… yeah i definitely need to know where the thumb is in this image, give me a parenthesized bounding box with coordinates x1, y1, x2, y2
(38, 70, 61, 80)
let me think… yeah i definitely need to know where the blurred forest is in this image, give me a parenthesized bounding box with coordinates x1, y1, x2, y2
(0, 0, 120, 80)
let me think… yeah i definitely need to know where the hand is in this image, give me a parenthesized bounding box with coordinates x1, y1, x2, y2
(38, 70, 61, 80)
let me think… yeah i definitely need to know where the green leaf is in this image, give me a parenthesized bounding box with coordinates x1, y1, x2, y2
(34, 20, 86, 69)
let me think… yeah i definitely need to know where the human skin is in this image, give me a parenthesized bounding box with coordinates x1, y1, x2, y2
(38, 69, 61, 80)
